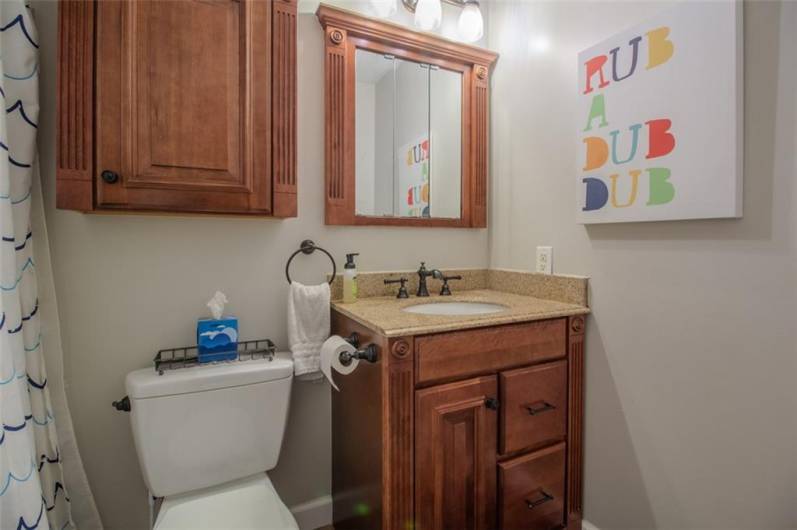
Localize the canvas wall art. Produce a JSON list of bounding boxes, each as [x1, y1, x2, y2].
[[577, 1, 743, 223]]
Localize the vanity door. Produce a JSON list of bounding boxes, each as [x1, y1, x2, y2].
[[415, 376, 497, 530], [95, 0, 271, 213]]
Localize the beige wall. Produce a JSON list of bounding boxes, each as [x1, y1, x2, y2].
[[33, 2, 488, 528], [487, 1, 797, 528], [34, 0, 797, 528]]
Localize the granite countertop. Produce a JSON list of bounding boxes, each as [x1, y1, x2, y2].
[[331, 288, 590, 337]]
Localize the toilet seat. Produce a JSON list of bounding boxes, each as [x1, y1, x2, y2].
[[154, 473, 298, 530]]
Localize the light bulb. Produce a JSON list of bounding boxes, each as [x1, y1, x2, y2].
[[414, 0, 442, 31], [457, 2, 483, 43], [370, 0, 397, 18], [528, 35, 551, 54]]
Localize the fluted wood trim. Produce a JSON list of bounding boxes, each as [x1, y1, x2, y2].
[[383, 338, 414, 530], [272, 0, 297, 217], [56, 0, 95, 211], [323, 25, 355, 224], [566, 315, 586, 525], [471, 66, 489, 227]]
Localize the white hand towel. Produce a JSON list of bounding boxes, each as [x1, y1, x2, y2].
[[287, 281, 331, 378]]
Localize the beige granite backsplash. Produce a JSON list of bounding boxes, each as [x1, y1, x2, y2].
[[330, 268, 588, 307], [487, 269, 588, 306], [330, 268, 488, 300]]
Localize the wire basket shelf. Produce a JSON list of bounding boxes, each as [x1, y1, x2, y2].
[[153, 338, 276, 375]]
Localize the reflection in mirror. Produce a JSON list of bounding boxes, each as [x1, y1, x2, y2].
[[355, 49, 394, 216], [355, 50, 462, 219], [429, 66, 462, 218], [395, 58, 430, 217]]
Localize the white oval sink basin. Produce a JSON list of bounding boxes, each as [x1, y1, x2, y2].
[[402, 301, 508, 316]]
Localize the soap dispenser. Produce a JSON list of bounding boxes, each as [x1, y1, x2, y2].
[[343, 253, 359, 303]]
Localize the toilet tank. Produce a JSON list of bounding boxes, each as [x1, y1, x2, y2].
[[125, 355, 294, 498]]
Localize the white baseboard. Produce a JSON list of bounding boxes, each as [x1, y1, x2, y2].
[[289, 497, 594, 530], [290, 495, 332, 530]]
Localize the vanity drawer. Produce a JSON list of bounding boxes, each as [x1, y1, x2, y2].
[[499, 442, 566, 530], [500, 360, 567, 455], [415, 319, 567, 385]]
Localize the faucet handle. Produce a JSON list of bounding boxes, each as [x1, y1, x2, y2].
[[384, 277, 409, 299], [439, 275, 462, 296]]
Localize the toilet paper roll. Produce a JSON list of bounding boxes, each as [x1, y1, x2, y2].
[[320, 335, 359, 391]]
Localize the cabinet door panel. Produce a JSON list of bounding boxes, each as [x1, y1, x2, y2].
[[137, 0, 241, 184], [96, 0, 271, 213], [415, 376, 497, 530]]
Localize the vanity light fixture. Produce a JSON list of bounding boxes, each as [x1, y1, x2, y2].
[[413, 0, 443, 31], [397, 0, 484, 42], [369, 0, 398, 18], [457, 2, 484, 42]]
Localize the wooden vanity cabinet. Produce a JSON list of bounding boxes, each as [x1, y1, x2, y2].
[[57, 0, 297, 216], [331, 312, 586, 530]]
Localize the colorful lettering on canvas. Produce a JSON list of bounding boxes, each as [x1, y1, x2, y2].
[[580, 27, 677, 212]]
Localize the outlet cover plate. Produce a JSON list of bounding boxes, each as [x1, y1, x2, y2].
[[536, 246, 553, 274]]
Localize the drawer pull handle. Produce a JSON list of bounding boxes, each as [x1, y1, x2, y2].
[[525, 490, 554, 509], [525, 401, 556, 416]]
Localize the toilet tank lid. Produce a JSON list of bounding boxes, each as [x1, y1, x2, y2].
[[126, 354, 294, 399]]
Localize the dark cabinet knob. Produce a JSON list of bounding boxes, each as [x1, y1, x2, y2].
[[484, 397, 500, 410], [101, 170, 120, 184]]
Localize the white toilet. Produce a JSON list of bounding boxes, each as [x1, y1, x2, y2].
[[125, 354, 299, 530]]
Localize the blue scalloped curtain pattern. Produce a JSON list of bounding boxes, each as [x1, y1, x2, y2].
[[0, 2, 73, 529]]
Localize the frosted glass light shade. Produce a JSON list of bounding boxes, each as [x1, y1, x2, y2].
[[457, 3, 483, 42], [414, 0, 442, 31], [370, 0, 397, 18]]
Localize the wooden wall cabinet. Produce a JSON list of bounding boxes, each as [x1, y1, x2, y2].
[[57, 0, 297, 216], [331, 313, 587, 530]]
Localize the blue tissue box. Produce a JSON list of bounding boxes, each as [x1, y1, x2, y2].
[[197, 317, 239, 363]]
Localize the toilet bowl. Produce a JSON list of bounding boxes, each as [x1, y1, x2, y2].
[[125, 353, 298, 530], [154, 474, 296, 530]]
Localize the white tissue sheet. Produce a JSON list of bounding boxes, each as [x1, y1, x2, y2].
[[207, 291, 229, 320]]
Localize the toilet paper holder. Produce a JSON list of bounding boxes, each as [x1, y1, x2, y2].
[[341, 332, 379, 366]]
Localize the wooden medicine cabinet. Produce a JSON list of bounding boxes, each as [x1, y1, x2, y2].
[[316, 4, 498, 227]]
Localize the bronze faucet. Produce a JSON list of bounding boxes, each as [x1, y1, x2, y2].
[[416, 262, 443, 297]]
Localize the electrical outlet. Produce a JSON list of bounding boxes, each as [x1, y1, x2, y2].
[[536, 246, 553, 274]]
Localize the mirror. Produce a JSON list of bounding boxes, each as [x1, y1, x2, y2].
[[355, 50, 395, 217], [318, 4, 497, 227], [355, 49, 462, 219]]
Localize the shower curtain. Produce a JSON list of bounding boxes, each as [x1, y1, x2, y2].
[[0, 2, 72, 529]]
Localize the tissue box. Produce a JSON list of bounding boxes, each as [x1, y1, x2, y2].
[[197, 317, 239, 363]]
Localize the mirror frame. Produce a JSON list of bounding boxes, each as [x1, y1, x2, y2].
[[316, 4, 498, 228]]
